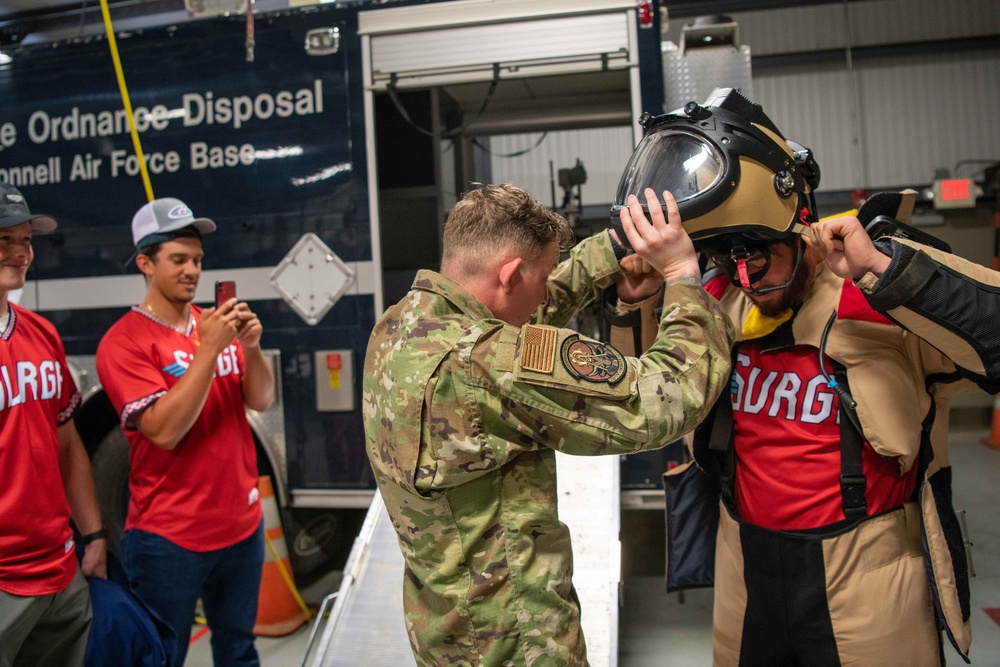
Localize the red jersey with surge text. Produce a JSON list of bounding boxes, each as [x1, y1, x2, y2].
[[730, 341, 919, 530], [703, 273, 920, 531], [0, 304, 81, 596], [96, 305, 261, 551]]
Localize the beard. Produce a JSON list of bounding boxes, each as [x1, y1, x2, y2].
[[749, 249, 811, 318]]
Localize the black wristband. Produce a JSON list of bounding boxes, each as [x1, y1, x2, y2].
[[602, 285, 642, 328], [79, 527, 108, 545], [607, 229, 629, 261]]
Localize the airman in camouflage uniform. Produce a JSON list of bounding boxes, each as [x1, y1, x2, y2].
[[363, 184, 733, 666]]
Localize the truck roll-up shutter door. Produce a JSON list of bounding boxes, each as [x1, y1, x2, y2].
[[359, 0, 636, 90]]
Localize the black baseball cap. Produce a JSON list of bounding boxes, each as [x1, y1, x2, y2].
[[0, 181, 58, 232]]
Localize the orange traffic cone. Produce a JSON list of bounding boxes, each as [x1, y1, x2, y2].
[[984, 395, 1000, 450], [254, 476, 309, 636]]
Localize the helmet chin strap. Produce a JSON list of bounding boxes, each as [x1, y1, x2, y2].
[[745, 239, 804, 295], [734, 255, 753, 288]]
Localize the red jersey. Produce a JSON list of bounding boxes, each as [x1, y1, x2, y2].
[[96, 305, 261, 551], [0, 304, 81, 595], [731, 340, 918, 531]]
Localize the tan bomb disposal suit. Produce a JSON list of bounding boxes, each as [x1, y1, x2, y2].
[[364, 234, 734, 667], [692, 236, 1000, 665]]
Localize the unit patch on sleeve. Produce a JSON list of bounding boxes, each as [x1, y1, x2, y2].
[[520, 324, 557, 374], [560, 335, 627, 385]]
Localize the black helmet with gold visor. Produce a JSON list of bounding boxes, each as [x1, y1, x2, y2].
[[610, 88, 820, 290]]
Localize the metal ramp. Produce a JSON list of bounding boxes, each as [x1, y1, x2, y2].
[[305, 492, 412, 667], [556, 451, 621, 667], [304, 454, 620, 667]]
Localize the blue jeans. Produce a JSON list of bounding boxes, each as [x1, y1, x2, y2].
[[120, 522, 264, 667]]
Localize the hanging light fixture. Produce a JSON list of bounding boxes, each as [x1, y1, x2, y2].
[[184, 0, 247, 18]]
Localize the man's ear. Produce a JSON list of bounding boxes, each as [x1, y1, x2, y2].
[[497, 257, 522, 294], [135, 253, 154, 279]]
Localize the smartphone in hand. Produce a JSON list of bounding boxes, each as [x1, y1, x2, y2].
[[215, 280, 237, 308]]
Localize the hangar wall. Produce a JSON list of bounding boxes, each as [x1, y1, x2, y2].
[[492, 0, 999, 208]]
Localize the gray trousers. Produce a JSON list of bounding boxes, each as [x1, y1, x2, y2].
[[0, 569, 92, 667]]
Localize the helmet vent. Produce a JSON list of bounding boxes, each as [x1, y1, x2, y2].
[[774, 171, 795, 198]]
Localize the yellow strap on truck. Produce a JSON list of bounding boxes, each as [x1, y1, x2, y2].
[[99, 0, 155, 202]]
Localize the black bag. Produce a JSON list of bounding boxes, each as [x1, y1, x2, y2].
[[663, 460, 719, 592]]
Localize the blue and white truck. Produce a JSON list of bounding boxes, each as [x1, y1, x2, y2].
[[1, 0, 670, 582]]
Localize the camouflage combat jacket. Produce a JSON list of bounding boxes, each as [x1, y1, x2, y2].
[[363, 233, 734, 667]]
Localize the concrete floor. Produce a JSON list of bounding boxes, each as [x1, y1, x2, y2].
[[619, 429, 1000, 667], [185, 428, 1000, 666]]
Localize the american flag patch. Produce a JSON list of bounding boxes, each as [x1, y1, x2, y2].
[[520, 325, 557, 374]]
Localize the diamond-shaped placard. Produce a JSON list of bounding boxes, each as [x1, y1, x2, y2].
[[270, 233, 355, 326]]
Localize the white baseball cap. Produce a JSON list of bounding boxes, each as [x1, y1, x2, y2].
[[131, 197, 217, 249]]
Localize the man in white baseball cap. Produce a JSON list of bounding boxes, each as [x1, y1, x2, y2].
[[97, 196, 273, 667]]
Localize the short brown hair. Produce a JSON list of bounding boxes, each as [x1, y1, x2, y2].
[[442, 183, 574, 276], [139, 226, 203, 262]]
